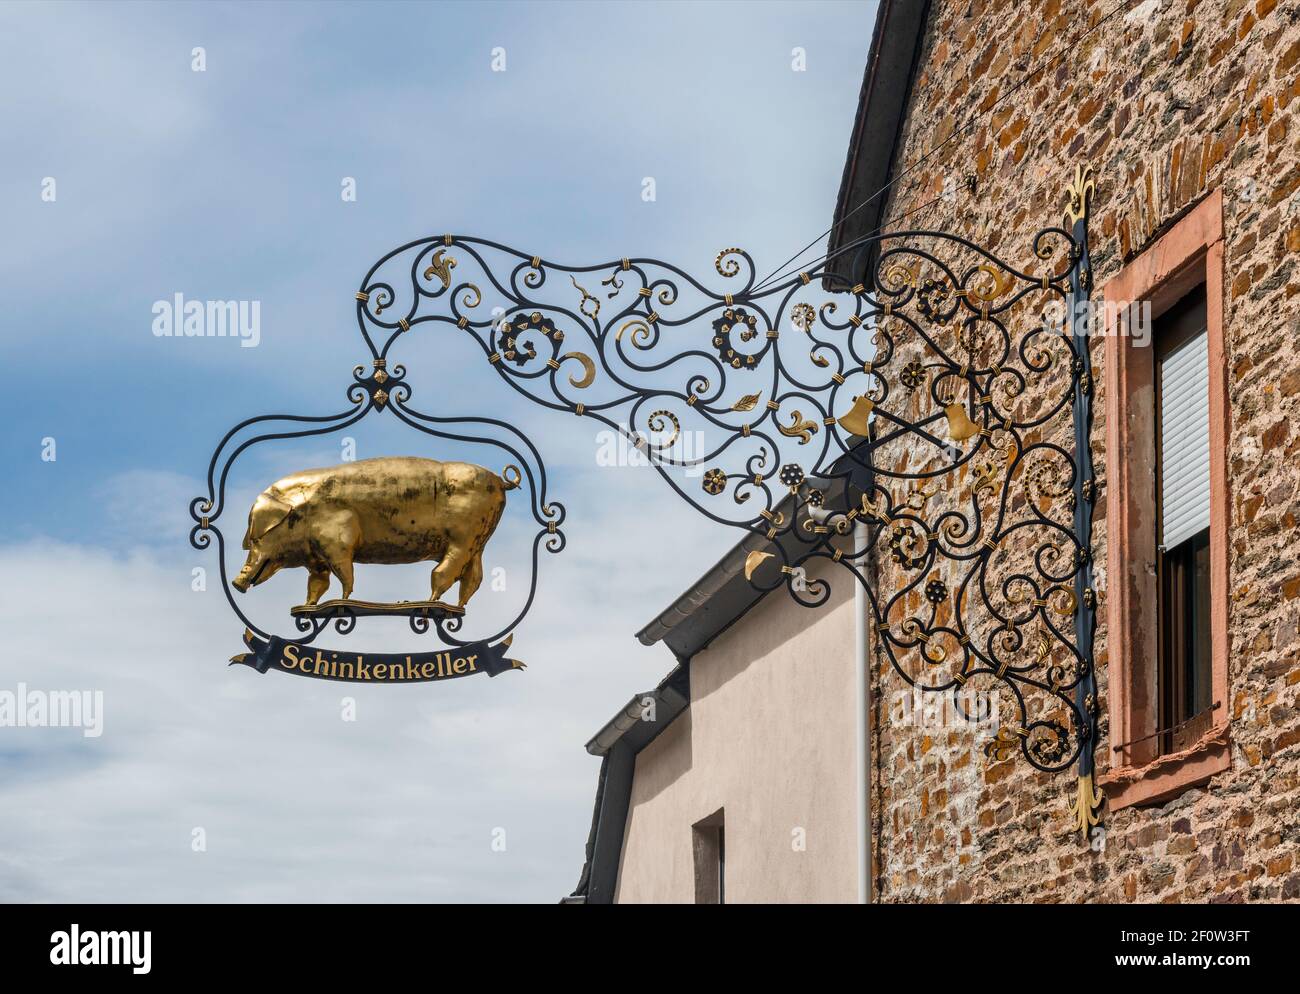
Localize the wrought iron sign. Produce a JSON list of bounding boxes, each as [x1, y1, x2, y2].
[[191, 166, 1102, 839]]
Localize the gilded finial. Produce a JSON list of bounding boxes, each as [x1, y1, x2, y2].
[[1068, 773, 1105, 840], [1064, 164, 1095, 226]]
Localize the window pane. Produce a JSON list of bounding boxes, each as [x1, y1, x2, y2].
[[1190, 530, 1212, 716]]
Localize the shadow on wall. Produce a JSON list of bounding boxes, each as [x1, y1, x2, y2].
[[625, 709, 694, 806]]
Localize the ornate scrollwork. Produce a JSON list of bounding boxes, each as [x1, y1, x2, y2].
[[334, 183, 1097, 793]]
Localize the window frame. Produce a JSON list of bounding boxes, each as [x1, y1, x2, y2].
[[691, 808, 725, 904], [1099, 189, 1230, 811]]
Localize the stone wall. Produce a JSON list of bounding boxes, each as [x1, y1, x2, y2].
[[870, 0, 1300, 903]]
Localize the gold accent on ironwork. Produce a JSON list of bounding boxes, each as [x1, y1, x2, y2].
[[777, 410, 818, 445], [715, 248, 743, 277], [567, 275, 599, 320], [744, 550, 773, 580], [972, 459, 998, 498], [574, 403, 585, 416], [646, 310, 659, 324], [531, 256, 541, 268], [764, 400, 780, 412], [488, 352, 502, 364], [799, 272, 810, 285], [457, 317, 469, 329], [230, 456, 515, 608], [559, 351, 596, 388], [443, 234, 453, 246], [355, 291, 369, 302], [646, 410, 680, 448], [851, 283, 865, 295], [967, 264, 1012, 303], [791, 303, 816, 332], [732, 392, 761, 412], [903, 484, 938, 511], [837, 395, 874, 437], [943, 402, 980, 442], [1050, 586, 1078, 617], [398, 318, 410, 332], [1067, 773, 1105, 840], [424, 249, 457, 289], [616, 319, 652, 347], [985, 726, 1022, 763], [1064, 164, 1095, 225]]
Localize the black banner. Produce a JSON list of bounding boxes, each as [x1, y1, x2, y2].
[[229, 630, 523, 683]]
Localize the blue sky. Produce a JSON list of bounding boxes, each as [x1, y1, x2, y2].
[[0, 0, 875, 901]]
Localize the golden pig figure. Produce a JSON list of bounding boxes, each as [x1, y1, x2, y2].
[[231, 456, 518, 608]]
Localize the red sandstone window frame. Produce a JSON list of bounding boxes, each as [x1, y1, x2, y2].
[[1099, 189, 1231, 811]]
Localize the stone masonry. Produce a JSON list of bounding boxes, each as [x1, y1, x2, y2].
[[869, 0, 1300, 903]]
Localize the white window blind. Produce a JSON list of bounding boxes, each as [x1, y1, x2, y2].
[[1159, 327, 1210, 550]]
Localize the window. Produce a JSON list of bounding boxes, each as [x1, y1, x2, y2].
[[1101, 190, 1230, 811], [1154, 288, 1215, 754], [691, 808, 724, 904]]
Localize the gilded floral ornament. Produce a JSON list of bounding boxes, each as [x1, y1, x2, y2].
[[899, 360, 926, 391], [778, 464, 805, 489], [791, 302, 816, 332], [423, 248, 457, 289], [701, 468, 727, 496]]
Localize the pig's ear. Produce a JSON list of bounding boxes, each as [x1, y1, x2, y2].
[[248, 491, 295, 540]]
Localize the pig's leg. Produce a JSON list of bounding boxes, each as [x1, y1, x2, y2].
[[430, 547, 471, 604], [455, 556, 484, 608], [329, 558, 355, 600], [318, 510, 360, 599], [306, 569, 331, 606]]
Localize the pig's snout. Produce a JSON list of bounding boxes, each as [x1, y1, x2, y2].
[[232, 552, 271, 592]]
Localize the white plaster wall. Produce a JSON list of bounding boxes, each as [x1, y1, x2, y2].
[[614, 559, 859, 903]]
